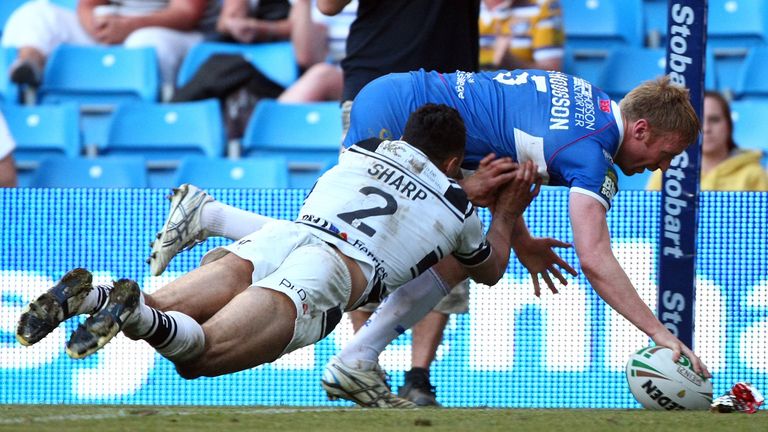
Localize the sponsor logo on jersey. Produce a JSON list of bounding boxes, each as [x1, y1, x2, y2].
[[599, 99, 611, 113], [455, 71, 475, 99], [573, 77, 596, 130], [600, 168, 618, 201]]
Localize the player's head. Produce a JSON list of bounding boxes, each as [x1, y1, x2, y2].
[[402, 103, 466, 178], [702, 91, 736, 156], [615, 76, 701, 175]]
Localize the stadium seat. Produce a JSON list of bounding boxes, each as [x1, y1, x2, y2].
[[562, 0, 643, 49], [104, 99, 225, 188], [597, 47, 717, 100], [0, 46, 19, 104], [242, 100, 342, 189], [642, 0, 668, 48], [38, 44, 160, 105], [176, 41, 298, 89], [2, 103, 81, 186], [708, 0, 768, 49], [29, 155, 147, 188], [730, 99, 768, 152], [733, 46, 768, 100], [50, 0, 78, 9], [173, 156, 290, 189], [563, 47, 607, 86], [617, 169, 653, 191]]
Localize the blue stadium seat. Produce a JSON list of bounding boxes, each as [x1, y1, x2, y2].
[[562, 0, 643, 49], [597, 47, 717, 100], [0, 46, 19, 104], [730, 100, 768, 152], [708, 0, 768, 49], [242, 100, 341, 189], [104, 99, 225, 188], [50, 0, 78, 8], [177, 41, 298, 89], [29, 155, 147, 188], [174, 156, 290, 188], [617, 169, 653, 191], [734, 46, 768, 100], [563, 47, 607, 86], [2, 103, 81, 186], [38, 44, 160, 105], [642, 0, 668, 48]]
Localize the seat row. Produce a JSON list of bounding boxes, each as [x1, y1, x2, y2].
[[3, 99, 343, 189], [564, 44, 768, 102], [563, 0, 768, 50], [26, 155, 298, 189]]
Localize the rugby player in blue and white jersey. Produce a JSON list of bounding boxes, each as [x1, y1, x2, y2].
[[17, 105, 540, 406], [322, 70, 710, 400]]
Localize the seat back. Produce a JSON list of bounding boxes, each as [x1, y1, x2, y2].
[[562, 0, 643, 49], [734, 46, 768, 100], [174, 156, 290, 188], [243, 100, 341, 188], [176, 41, 298, 89], [0, 47, 19, 103], [104, 99, 225, 161], [39, 45, 160, 105], [29, 155, 147, 188], [2, 103, 81, 167], [731, 100, 768, 152], [597, 47, 716, 100], [708, 0, 768, 49]]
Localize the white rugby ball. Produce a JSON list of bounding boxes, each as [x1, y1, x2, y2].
[[626, 345, 712, 410]]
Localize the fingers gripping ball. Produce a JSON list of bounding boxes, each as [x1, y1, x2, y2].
[[626, 345, 713, 410]]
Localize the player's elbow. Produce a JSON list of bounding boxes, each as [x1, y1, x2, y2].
[[466, 262, 505, 286]]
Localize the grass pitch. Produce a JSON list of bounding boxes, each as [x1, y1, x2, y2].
[[0, 405, 765, 432]]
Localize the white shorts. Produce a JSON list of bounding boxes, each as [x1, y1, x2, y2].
[[201, 221, 352, 355]]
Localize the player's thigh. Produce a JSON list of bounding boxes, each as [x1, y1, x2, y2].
[[197, 286, 297, 375], [146, 253, 254, 322]]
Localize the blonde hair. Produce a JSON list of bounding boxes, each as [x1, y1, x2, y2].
[[619, 76, 700, 146]]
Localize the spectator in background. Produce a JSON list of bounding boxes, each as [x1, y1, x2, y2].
[[0, 112, 17, 188], [215, 0, 292, 44], [479, 0, 564, 71], [1, 0, 220, 89], [317, 0, 482, 407], [647, 91, 768, 191]]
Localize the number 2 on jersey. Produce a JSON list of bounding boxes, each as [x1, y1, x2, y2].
[[337, 186, 397, 237]]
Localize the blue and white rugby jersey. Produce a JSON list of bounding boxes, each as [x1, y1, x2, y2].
[[344, 69, 624, 209], [298, 139, 491, 296]]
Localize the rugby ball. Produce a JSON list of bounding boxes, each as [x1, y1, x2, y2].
[[626, 345, 712, 410]]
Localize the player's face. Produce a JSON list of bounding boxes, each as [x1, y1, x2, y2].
[[702, 96, 730, 156], [616, 132, 686, 175]]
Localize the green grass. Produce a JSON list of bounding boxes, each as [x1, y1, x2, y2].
[[0, 405, 766, 432]]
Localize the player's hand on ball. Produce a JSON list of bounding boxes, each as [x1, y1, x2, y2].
[[649, 328, 711, 378]]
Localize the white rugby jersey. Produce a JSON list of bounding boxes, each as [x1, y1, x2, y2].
[[298, 139, 491, 299]]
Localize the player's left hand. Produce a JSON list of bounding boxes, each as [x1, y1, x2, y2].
[[514, 237, 577, 297]]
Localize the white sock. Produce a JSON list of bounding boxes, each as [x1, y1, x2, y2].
[[338, 269, 450, 370], [76, 284, 112, 315], [123, 298, 205, 364], [200, 201, 274, 240]]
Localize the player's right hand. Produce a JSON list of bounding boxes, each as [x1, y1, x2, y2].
[[491, 160, 541, 218], [649, 327, 711, 378]]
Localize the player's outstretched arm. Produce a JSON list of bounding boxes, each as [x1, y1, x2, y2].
[[465, 161, 540, 285], [569, 192, 710, 377], [509, 218, 577, 297]]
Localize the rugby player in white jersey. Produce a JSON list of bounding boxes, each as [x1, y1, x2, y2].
[[17, 104, 540, 406]]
